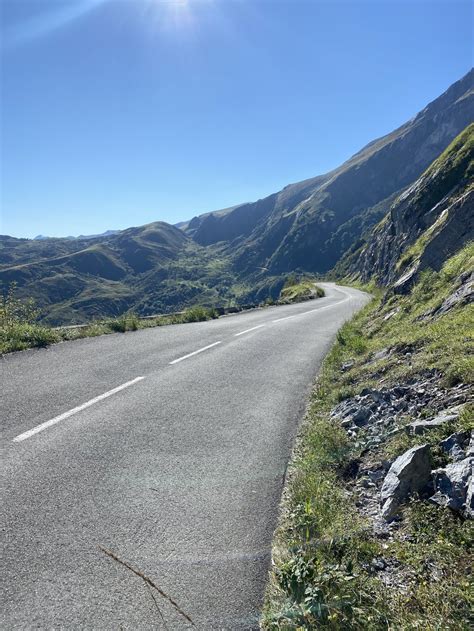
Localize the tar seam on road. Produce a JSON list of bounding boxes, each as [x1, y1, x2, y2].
[[169, 341, 222, 365], [234, 324, 266, 337], [12, 376, 145, 443]]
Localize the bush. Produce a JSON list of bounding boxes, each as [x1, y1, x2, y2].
[[0, 283, 39, 328], [106, 313, 140, 333], [0, 322, 60, 353], [182, 306, 218, 322], [0, 283, 60, 353]]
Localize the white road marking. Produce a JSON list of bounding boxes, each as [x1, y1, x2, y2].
[[234, 324, 266, 337], [13, 376, 145, 443], [169, 341, 222, 365], [272, 314, 298, 323], [272, 292, 351, 323]]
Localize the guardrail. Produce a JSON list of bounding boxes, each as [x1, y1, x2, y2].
[[53, 303, 261, 331]]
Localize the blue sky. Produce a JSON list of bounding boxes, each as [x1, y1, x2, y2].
[[1, 0, 472, 238]]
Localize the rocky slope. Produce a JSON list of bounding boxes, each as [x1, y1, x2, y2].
[[336, 123, 474, 291], [263, 239, 473, 629], [263, 122, 474, 627]]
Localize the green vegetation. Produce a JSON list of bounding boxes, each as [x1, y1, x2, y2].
[[0, 283, 220, 354], [0, 270, 326, 355], [0, 283, 61, 352], [262, 244, 474, 630], [279, 276, 325, 304]]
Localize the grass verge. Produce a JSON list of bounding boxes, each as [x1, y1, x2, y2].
[[262, 244, 474, 630], [0, 294, 220, 355]]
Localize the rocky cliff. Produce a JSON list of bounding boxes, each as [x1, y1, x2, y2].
[[337, 123, 473, 291]]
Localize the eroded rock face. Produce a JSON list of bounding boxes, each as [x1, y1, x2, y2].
[[381, 445, 432, 520], [422, 271, 474, 319], [343, 120, 474, 288]]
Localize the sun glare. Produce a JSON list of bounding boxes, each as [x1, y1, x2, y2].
[[144, 0, 202, 35]]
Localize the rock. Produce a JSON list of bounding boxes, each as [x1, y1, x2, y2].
[[384, 308, 399, 321], [381, 444, 432, 520], [393, 264, 419, 294], [407, 419, 449, 435], [368, 469, 385, 483], [340, 418, 354, 429], [430, 271, 474, 318], [407, 407, 461, 435], [430, 457, 473, 517], [353, 406, 372, 426], [393, 400, 408, 412], [392, 386, 410, 398], [360, 388, 389, 405], [440, 431, 470, 462], [467, 432, 474, 458], [371, 557, 387, 571], [373, 348, 391, 361], [466, 473, 474, 519], [341, 361, 354, 372]]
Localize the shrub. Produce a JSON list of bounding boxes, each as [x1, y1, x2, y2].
[[106, 313, 140, 332], [0, 283, 60, 353], [182, 306, 218, 322], [0, 283, 39, 327]]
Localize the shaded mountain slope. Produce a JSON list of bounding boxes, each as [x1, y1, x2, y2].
[[184, 69, 473, 276], [336, 123, 473, 291]]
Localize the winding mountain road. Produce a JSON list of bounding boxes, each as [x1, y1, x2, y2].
[[1, 283, 369, 630]]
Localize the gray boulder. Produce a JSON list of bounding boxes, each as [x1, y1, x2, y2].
[[466, 474, 474, 519], [440, 431, 470, 462], [467, 431, 474, 458], [430, 457, 473, 517], [381, 444, 432, 520]]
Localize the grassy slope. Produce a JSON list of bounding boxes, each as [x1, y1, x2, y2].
[[279, 278, 325, 304], [262, 243, 473, 629]]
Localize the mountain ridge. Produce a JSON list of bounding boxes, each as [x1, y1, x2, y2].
[[1, 69, 473, 324]]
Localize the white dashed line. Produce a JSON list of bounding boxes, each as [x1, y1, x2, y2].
[[272, 314, 298, 323], [234, 324, 266, 337], [169, 341, 222, 365], [13, 376, 145, 443], [272, 292, 351, 323]]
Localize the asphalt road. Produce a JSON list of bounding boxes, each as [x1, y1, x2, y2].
[[1, 283, 369, 630]]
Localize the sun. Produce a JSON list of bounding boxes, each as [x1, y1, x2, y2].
[[142, 0, 214, 38]]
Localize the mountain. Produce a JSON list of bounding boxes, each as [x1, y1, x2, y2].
[[335, 123, 473, 292], [34, 230, 119, 241], [183, 69, 473, 278], [1, 70, 472, 324]]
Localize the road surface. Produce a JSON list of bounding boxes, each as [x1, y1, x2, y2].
[[1, 283, 369, 630]]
